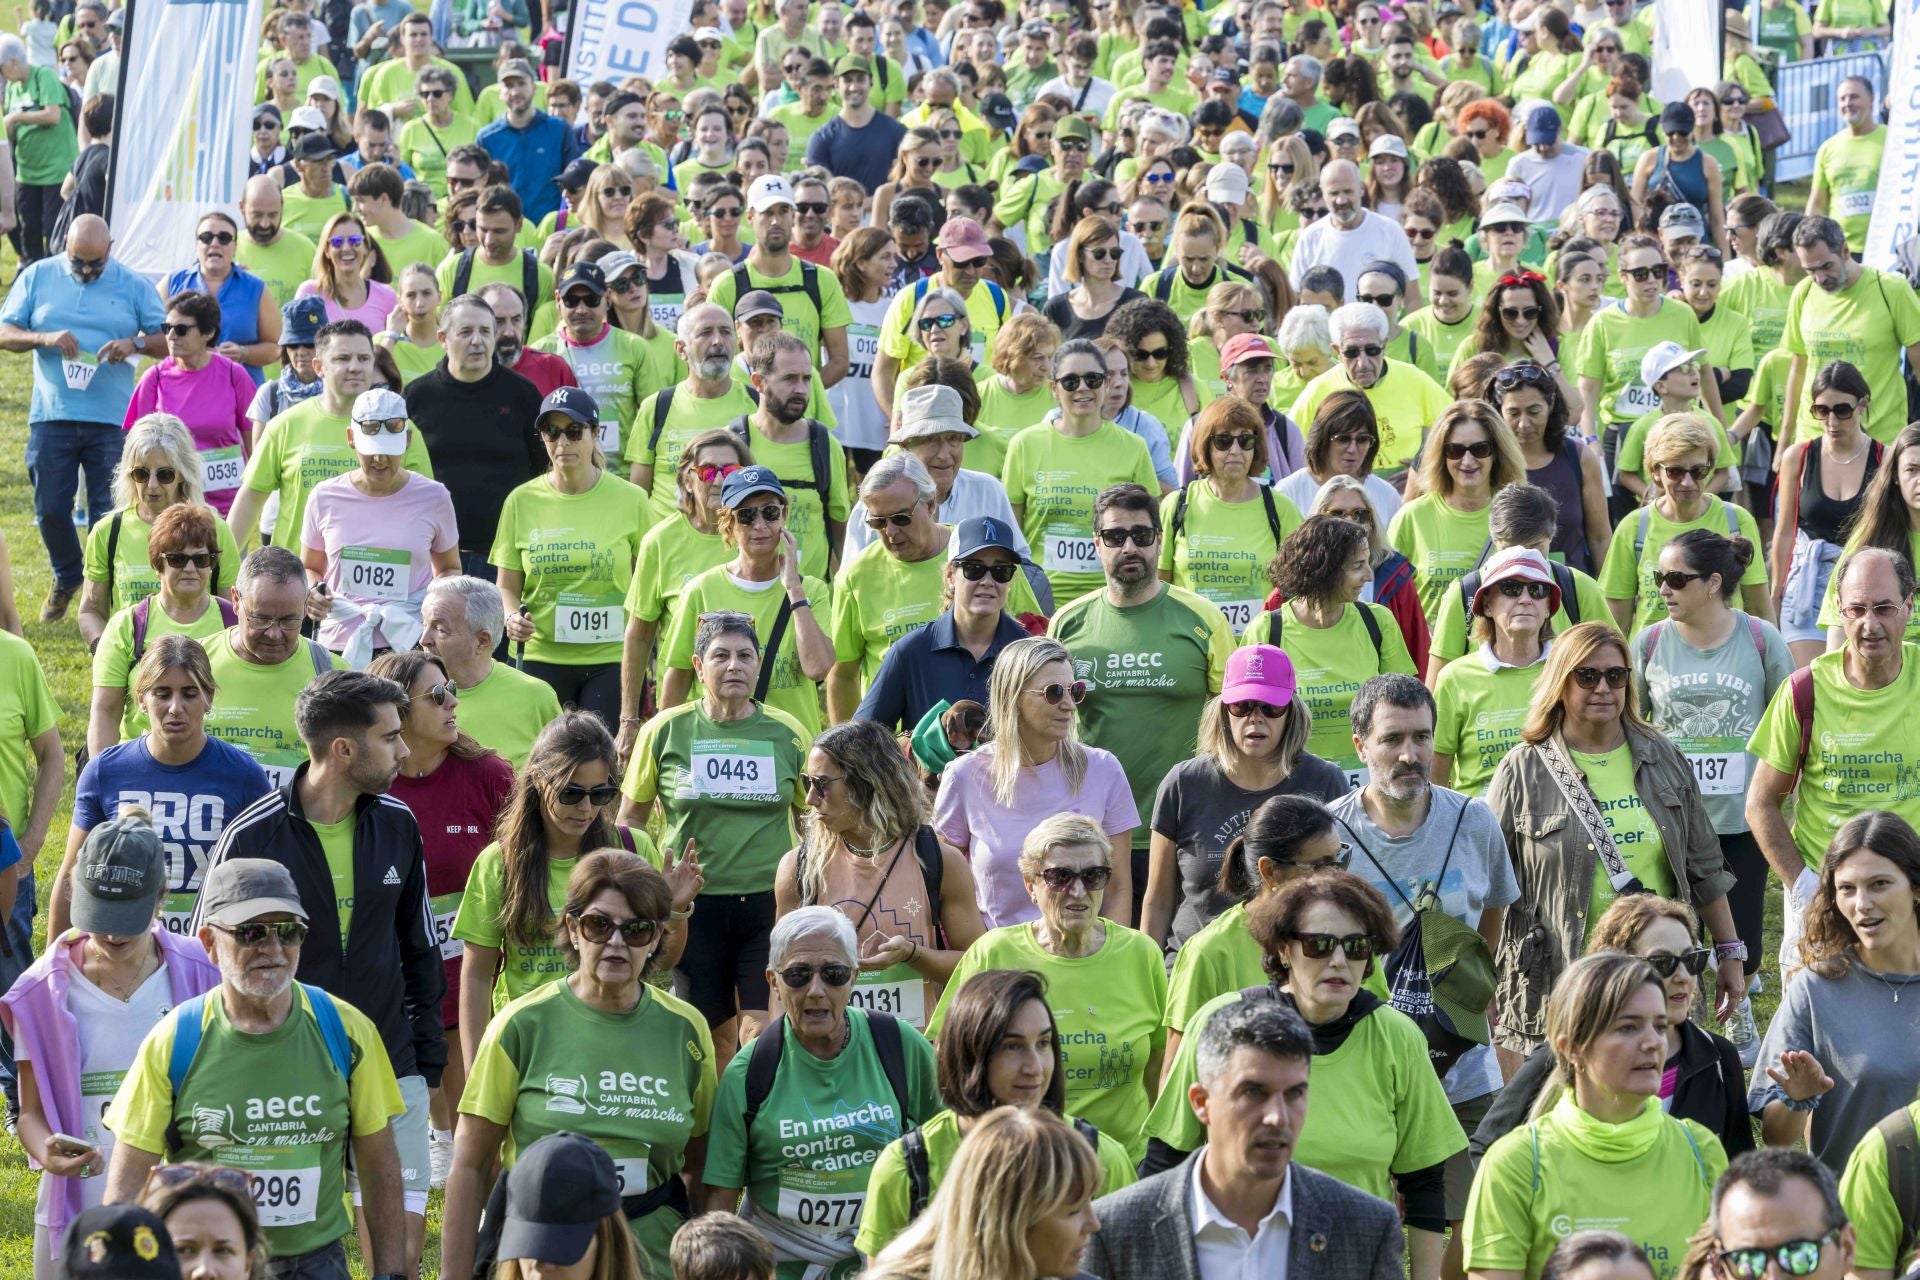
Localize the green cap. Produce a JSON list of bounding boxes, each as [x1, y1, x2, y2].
[[1055, 115, 1094, 143], [909, 700, 959, 774], [833, 52, 874, 78]]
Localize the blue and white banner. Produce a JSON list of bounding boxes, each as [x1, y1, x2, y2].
[[1864, 0, 1920, 270], [1650, 0, 1721, 104], [564, 0, 697, 84]]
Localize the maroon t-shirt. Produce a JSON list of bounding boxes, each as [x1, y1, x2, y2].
[[389, 750, 516, 1027]]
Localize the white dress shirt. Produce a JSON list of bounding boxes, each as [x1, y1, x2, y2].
[[1190, 1149, 1294, 1280]]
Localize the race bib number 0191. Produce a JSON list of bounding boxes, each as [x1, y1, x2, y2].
[[553, 592, 624, 644], [248, 1167, 321, 1227]]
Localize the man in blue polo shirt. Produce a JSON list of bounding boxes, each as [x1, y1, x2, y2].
[[806, 53, 907, 195], [854, 514, 1035, 730], [477, 59, 580, 223]]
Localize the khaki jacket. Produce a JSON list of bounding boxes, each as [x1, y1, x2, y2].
[[1484, 722, 1735, 1054]]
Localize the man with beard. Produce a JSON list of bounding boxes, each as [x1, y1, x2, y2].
[[631, 302, 757, 518], [804, 53, 906, 194], [1780, 214, 1920, 449], [1049, 482, 1235, 923], [403, 294, 545, 580], [705, 175, 853, 387], [192, 670, 443, 1280], [1286, 160, 1421, 308], [730, 331, 849, 581], [235, 175, 319, 312], [103, 857, 410, 1278], [1329, 672, 1513, 1247], [788, 174, 839, 267], [476, 280, 576, 400]]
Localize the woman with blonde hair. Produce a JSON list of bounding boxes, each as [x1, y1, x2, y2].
[[574, 165, 636, 249], [872, 127, 947, 228], [975, 313, 1065, 477], [1388, 400, 1527, 621], [1186, 278, 1269, 385], [295, 210, 396, 330], [1258, 133, 1317, 235], [866, 1106, 1104, 1280], [1043, 214, 1146, 343]]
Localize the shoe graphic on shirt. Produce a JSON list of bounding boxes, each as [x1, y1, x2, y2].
[[383, 866, 401, 885]]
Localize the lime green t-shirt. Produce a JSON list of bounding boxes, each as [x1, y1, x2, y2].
[[622, 700, 808, 895], [661, 568, 833, 738], [358, 55, 476, 121], [1434, 650, 1548, 797], [1428, 563, 1615, 664], [375, 332, 446, 387], [281, 184, 351, 243], [1744, 349, 1795, 435], [929, 922, 1169, 1163], [1290, 361, 1451, 471], [1002, 421, 1159, 601], [1388, 493, 1494, 623], [1721, 269, 1793, 375], [1242, 601, 1418, 784], [1698, 302, 1756, 383], [313, 814, 356, 944], [969, 374, 1055, 478], [0, 631, 56, 832], [461, 978, 717, 1279], [398, 113, 481, 200], [832, 536, 1036, 685], [452, 661, 562, 770], [203, 631, 349, 787], [1570, 299, 1707, 425], [235, 230, 322, 311], [1747, 644, 1920, 869], [532, 325, 678, 475], [1617, 404, 1740, 480], [488, 471, 654, 667], [625, 514, 731, 671], [703, 1011, 942, 1279], [1464, 1093, 1726, 1280], [1810, 125, 1887, 254], [369, 219, 447, 278], [1816, 532, 1920, 641], [91, 598, 234, 743], [455, 838, 650, 1010], [631, 380, 761, 520], [1163, 900, 1265, 1033], [239, 397, 436, 551], [434, 249, 557, 330], [1598, 500, 1766, 634], [1130, 372, 1215, 437], [1146, 991, 1466, 1198], [1570, 742, 1674, 939], [732, 421, 852, 581], [1783, 267, 1920, 446], [705, 257, 854, 366], [1402, 305, 1478, 378], [83, 507, 243, 617], [877, 278, 1012, 368], [1840, 1100, 1920, 1275], [1158, 483, 1305, 635]]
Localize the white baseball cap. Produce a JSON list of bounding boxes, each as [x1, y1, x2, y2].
[[1640, 341, 1707, 388], [350, 388, 412, 456], [288, 105, 328, 133], [1204, 162, 1251, 205], [747, 174, 796, 213]]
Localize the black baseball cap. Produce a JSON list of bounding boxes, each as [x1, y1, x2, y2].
[[497, 1133, 622, 1266], [539, 386, 600, 427], [557, 261, 607, 298], [293, 131, 336, 162], [60, 1204, 180, 1280]]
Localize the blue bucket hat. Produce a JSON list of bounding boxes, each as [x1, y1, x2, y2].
[[281, 295, 328, 347]]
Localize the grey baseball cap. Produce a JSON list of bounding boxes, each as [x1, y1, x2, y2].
[[71, 817, 165, 938], [199, 858, 308, 928]]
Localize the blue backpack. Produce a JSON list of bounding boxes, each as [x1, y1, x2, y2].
[[167, 983, 351, 1095]]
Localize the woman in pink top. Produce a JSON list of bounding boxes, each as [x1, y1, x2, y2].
[[121, 291, 253, 515], [932, 636, 1139, 929], [294, 210, 399, 331]]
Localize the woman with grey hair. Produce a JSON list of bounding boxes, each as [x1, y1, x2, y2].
[[907, 285, 976, 371], [700, 903, 941, 1275], [1272, 301, 1334, 408]]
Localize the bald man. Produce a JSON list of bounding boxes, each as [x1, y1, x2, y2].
[[235, 173, 320, 310], [1285, 156, 1422, 309], [0, 213, 167, 619]]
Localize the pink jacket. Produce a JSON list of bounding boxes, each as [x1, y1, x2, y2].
[[0, 928, 221, 1253]]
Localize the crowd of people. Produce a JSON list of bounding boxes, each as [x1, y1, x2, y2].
[[0, 0, 1917, 1277]]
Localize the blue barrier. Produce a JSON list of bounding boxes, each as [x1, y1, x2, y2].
[[1773, 50, 1888, 183]]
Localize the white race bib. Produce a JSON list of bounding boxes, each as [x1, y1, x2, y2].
[[1043, 525, 1099, 575], [161, 891, 199, 937], [1213, 598, 1261, 636], [650, 298, 684, 331], [202, 445, 245, 493], [248, 1166, 321, 1227], [848, 978, 926, 1027], [1685, 751, 1746, 796], [597, 419, 622, 459], [848, 323, 880, 382], [691, 741, 776, 797], [1838, 190, 1874, 218], [777, 1165, 866, 1237], [1614, 380, 1660, 419], [430, 891, 462, 960], [609, 1156, 651, 1196], [341, 546, 409, 600], [552, 592, 625, 644], [258, 759, 299, 790], [62, 353, 98, 391], [1345, 764, 1372, 790]]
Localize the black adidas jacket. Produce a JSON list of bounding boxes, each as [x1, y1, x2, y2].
[[193, 765, 447, 1086]]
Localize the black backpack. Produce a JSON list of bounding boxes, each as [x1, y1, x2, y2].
[[451, 247, 540, 305], [726, 415, 835, 505], [1454, 546, 1583, 625], [645, 382, 760, 455], [1170, 481, 1285, 546], [900, 1114, 1100, 1216], [742, 1010, 912, 1131], [1264, 597, 1385, 663], [733, 261, 823, 323]]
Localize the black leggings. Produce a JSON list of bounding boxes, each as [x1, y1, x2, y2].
[[1719, 829, 1770, 963], [520, 659, 620, 733]]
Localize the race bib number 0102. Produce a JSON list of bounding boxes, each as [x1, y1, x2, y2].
[[1043, 526, 1099, 575]]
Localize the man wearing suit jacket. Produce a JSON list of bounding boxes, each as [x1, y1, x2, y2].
[[1083, 998, 1406, 1280]]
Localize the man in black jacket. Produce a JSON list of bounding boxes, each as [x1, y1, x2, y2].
[[403, 293, 545, 580], [194, 669, 444, 1279]]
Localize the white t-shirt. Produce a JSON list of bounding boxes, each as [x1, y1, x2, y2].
[[1034, 74, 1117, 120], [843, 468, 1029, 559], [1505, 145, 1593, 223], [828, 295, 892, 452], [1274, 467, 1404, 527], [1287, 211, 1421, 301], [1046, 230, 1152, 297]]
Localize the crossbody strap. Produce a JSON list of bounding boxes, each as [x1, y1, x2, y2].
[[1536, 735, 1641, 894]]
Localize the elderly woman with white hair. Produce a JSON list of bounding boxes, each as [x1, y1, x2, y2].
[[1288, 302, 1453, 475], [1272, 302, 1335, 409], [700, 905, 941, 1276], [843, 384, 1028, 562]]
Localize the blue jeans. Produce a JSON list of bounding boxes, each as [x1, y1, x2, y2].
[[0, 870, 38, 1113], [25, 420, 120, 590]]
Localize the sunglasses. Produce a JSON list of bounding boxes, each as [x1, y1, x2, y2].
[[1654, 570, 1706, 590], [1482, 221, 1526, 235], [793, 201, 829, 215], [328, 234, 366, 249], [147, 1165, 255, 1197], [1057, 138, 1090, 152], [1644, 946, 1712, 978], [357, 418, 409, 435], [450, 218, 474, 235], [1494, 579, 1552, 600], [1622, 263, 1666, 282], [421, 88, 449, 99], [1330, 431, 1376, 448], [1211, 431, 1258, 453], [938, 128, 962, 140], [421, 679, 458, 706], [1226, 699, 1286, 718], [1840, 601, 1908, 622], [196, 230, 236, 246], [1340, 344, 1384, 359], [1810, 402, 1858, 420], [1143, 171, 1176, 185], [254, 118, 280, 130], [1500, 305, 1541, 323], [555, 781, 621, 806], [216, 920, 309, 947], [1290, 931, 1376, 959], [733, 502, 785, 525], [1026, 679, 1089, 705], [161, 552, 216, 569], [1355, 292, 1398, 310], [955, 559, 1018, 583], [1223, 308, 1267, 326], [1097, 524, 1157, 547], [160, 322, 201, 338], [695, 462, 742, 484], [1444, 439, 1495, 461], [1464, 128, 1491, 141], [69, 254, 107, 273], [1055, 371, 1106, 392], [1037, 865, 1113, 892], [129, 466, 179, 486], [609, 273, 644, 291], [779, 962, 856, 988], [1270, 162, 1295, 175], [864, 509, 917, 530], [571, 910, 660, 946], [919, 313, 963, 332], [1133, 345, 1170, 363], [1712, 1234, 1839, 1279], [1130, 218, 1166, 233], [1571, 665, 1630, 690], [1403, 225, 1436, 241], [1658, 463, 1712, 483], [709, 204, 744, 218], [561, 292, 602, 310], [800, 772, 844, 796], [1084, 246, 1120, 262]]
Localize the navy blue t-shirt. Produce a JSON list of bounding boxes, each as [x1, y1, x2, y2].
[[805, 112, 909, 197], [74, 735, 272, 935]]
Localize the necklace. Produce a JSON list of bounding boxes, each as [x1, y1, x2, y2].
[[1827, 434, 1869, 466], [1857, 955, 1920, 1003], [842, 833, 887, 859]]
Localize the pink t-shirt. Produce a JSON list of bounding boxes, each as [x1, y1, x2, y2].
[[295, 278, 399, 332], [932, 743, 1139, 928], [122, 354, 254, 514], [299, 471, 459, 651]]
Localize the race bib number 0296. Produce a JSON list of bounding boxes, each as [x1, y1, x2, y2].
[[248, 1167, 320, 1227]]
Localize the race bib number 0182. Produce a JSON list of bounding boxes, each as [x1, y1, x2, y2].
[[341, 546, 409, 600]]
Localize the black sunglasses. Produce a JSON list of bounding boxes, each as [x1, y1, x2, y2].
[[1340, 344, 1384, 359], [421, 679, 458, 706], [161, 552, 216, 569], [216, 920, 309, 947], [196, 230, 236, 246], [555, 782, 621, 806], [1444, 440, 1495, 460], [1643, 947, 1712, 978], [1226, 700, 1286, 718], [571, 910, 660, 946], [1571, 665, 1630, 690], [1097, 524, 1158, 547], [1036, 865, 1113, 892], [160, 323, 201, 338], [1655, 570, 1706, 590], [1056, 372, 1107, 392], [1712, 1233, 1839, 1280], [733, 502, 784, 525], [1290, 931, 1376, 959], [955, 559, 1018, 583], [779, 962, 855, 988], [1495, 580, 1552, 600]]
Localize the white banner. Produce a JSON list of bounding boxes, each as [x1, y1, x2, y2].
[[1864, 0, 1920, 270], [564, 0, 697, 84], [1650, 0, 1721, 105], [105, 0, 265, 277]]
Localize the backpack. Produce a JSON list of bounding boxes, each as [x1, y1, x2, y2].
[[1875, 1106, 1920, 1266], [1263, 598, 1385, 664], [1170, 481, 1284, 547], [163, 983, 351, 1146], [901, 1114, 1100, 1217], [725, 414, 835, 505], [1633, 500, 1741, 559], [794, 825, 946, 945], [735, 261, 824, 327], [742, 1010, 912, 1132], [451, 247, 540, 306], [898, 274, 1008, 338], [1784, 664, 1816, 789], [131, 596, 239, 664], [645, 382, 760, 455], [1637, 615, 1769, 670], [1455, 555, 1583, 624], [1147, 260, 1250, 303]]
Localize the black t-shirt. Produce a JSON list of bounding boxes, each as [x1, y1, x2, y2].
[[403, 362, 546, 552], [1042, 286, 1147, 343]]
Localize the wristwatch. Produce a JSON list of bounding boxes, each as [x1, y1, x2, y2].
[[1714, 940, 1749, 964]]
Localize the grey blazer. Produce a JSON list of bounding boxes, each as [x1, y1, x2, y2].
[[1082, 1153, 1407, 1280]]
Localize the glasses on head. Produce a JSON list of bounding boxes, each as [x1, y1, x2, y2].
[[919, 312, 963, 332], [695, 462, 742, 484], [357, 418, 409, 435], [1839, 601, 1908, 622], [732, 502, 785, 525], [162, 551, 216, 569], [864, 509, 918, 530], [1622, 263, 1666, 282], [160, 322, 201, 338], [1809, 401, 1859, 420], [216, 920, 309, 947], [1055, 371, 1107, 392], [1643, 946, 1712, 978], [1340, 344, 1384, 360], [1571, 665, 1630, 690], [1290, 931, 1376, 960], [1226, 699, 1286, 719], [1500, 305, 1542, 323], [1084, 246, 1120, 262], [1025, 679, 1089, 706], [1495, 579, 1552, 600], [1037, 865, 1113, 892], [1097, 524, 1158, 548], [1711, 1233, 1840, 1280], [1210, 430, 1258, 453], [196, 230, 236, 246], [954, 559, 1018, 583], [570, 910, 661, 947], [779, 962, 856, 988], [1658, 463, 1712, 484], [554, 781, 621, 806], [1492, 361, 1552, 391], [129, 466, 179, 486]]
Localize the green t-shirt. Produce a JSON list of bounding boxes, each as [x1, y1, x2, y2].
[[455, 838, 652, 1010], [83, 507, 242, 616], [1002, 421, 1159, 601], [631, 381, 761, 520], [1570, 743, 1674, 939], [991, 171, 1066, 257], [454, 661, 561, 770], [281, 184, 351, 242], [204, 630, 349, 786], [1570, 299, 1706, 425], [1146, 991, 1466, 1198], [1756, 0, 1813, 62], [1617, 404, 1740, 480], [1721, 269, 1794, 374], [352, 55, 476, 120], [929, 923, 1169, 1163], [1434, 650, 1547, 797], [703, 1010, 942, 1279], [0, 631, 56, 833], [832, 536, 1035, 686], [434, 249, 557, 330], [661, 568, 832, 738], [969, 374, 1055, 479], [1747, 645, 1920, 869], [1464, 1093, 1726, 1280], [855, 1107, 1137, 1258], [622, 700, 807, 895], [1810, 125, 1887, 254], [104, 985, 404, 1260], [398, 113, 481, 200], [239, 397, 435, 551], [767, 101, 835, 152], [1243, 602, 1418, 783], [369, 219, 447, 278], [1049, 585, 1236, 842], [1163, 900, 1264, 1033], [877, 278, 1011, 368], [732, 421, 851, 581], [1158, 483, 1304, 634], [1816, 532, 1920, 641], [1698, 302, 1756, 381], [1401, 305, 1478, 379], [91, 598, 234, 742], [375, 333, 445, 387], [532, 326, 677, 474], [1428, 563, 1613, 664], [1745, 349, 1795, 434], [235, 230, 321, 311], [624, 514, 730, 671], [704, 257, 853, 366], [1387, 494, 1494, 623], [1102, 82, 1199, 130], [1839, 1100, 1920, 1274], [1598, 500, 1766, 634], [313, 814, 356, 944], [1130, 372, 1214, 436], [1290, 361, 1450, 471], [488, 471, 654, 667], [461, 978, 717, 1279], [8, 66, 75, 184], [1783, 267, 1920, 446]]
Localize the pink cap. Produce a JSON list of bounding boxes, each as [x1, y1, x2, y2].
[[936, 215, 993, 263], [1223, 644, 1296, 707], [1219, 332, 1279, 370]]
